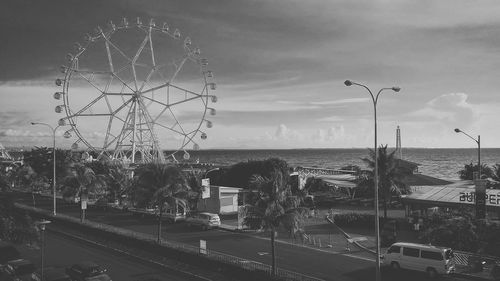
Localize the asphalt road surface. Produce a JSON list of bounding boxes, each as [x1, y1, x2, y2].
[[15, 230, 199, 281]]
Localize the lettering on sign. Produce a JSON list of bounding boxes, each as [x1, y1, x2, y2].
[[458, 192, 500, 205]]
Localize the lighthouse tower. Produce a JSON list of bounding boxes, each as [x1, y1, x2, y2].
[[395, 126, 402, 159]]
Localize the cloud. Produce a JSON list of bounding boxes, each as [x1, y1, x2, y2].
[[410, 93, 476, 127], [274, 124, 303, 141]]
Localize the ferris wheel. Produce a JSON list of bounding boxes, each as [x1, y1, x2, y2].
[[54, 17, 217, 164]]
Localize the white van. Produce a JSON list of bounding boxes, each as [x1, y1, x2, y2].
[[382, 242, 455, 278]]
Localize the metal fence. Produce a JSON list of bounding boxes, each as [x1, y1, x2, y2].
[[454, 250, 500, 266]]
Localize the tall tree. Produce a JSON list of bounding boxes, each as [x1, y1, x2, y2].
[[362, 145, 409, 219], [104, 162, 133, 204], [61, 164, 106, 212], [131, 163, 189, 243], [244, 168, 306, 276]]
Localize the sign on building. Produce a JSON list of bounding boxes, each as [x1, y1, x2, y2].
[[201, 178, 210, 199]]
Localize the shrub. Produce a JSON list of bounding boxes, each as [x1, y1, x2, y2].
[[332, 213, 375, 228]]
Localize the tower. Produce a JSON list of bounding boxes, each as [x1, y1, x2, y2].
[[395, 126, 402, 159]]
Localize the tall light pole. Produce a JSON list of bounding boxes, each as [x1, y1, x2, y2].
[[344, 80, 400, 281], [31, 122, 60, 216], [454, 128, 481, 179], [36, 219, 51, 281]]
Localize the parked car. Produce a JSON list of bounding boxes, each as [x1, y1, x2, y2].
[[0, 242, 21, 264], [31, 267, 72, 281], [1, 259, 37, 281], [186, 212, 221, 230], [381, 242, 455, 279], [65, 261, 111, 281]]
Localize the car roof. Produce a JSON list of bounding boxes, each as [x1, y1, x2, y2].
[[391, 242, 450, 250], [199, 212, 219, 216]]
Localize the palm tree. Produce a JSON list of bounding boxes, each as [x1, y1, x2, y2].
[[131, 163, 189, 243], [458, 162, 493, 180], [62, 164, 105, 220], [244, 168, 306, 276], [362, 145, 408, 219], [104, 162, 132, 205], [491, 164, 500, 188]]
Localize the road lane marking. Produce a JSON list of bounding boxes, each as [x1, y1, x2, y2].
[[343, 254, 375, 262]]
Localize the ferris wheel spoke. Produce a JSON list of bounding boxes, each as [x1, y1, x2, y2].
[[131, 34, 151, 91], [68, 93, 107, 118], [168, 56, 188, 84], [154, 122, 186, 136], [138, 68, 156, 93], [105, 41, 115, 73], [148, 26, 156, 67], [110, 72, 136, 93], [110, 96, 135, 116], [140, 81, 171, 95], [168, 83, 204, 97], [77, 72, 106, 93], [71, 69, 111, 75], [102, 33, 133, 63]]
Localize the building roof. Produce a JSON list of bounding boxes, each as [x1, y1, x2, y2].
[[402, 173, 453, 186], [402, 181, 500, 209], [395, 158, 420, 170], [317, 174, 357, 188]]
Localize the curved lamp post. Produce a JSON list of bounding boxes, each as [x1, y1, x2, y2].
[[344, 80, 400, 281], [454, 128, 481, 179], [204, 167, 220, 178], [31, 122, 61, 216]]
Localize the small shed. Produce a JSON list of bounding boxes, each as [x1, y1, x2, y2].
[[197, 186, 243, 214]]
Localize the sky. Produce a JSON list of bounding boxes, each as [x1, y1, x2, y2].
[[1, 0, 500, 150]]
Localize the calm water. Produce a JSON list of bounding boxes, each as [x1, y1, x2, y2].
[[180, 148, 500, 181]]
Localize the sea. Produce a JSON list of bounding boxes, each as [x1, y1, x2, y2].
[[182, 148, 500, 181]]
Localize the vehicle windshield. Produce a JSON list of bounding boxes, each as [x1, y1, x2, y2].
[[445, 250, 454, 260]]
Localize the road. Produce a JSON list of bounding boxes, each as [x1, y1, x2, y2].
[[16, 229, 196, 281], [13, 192, 476, 281]]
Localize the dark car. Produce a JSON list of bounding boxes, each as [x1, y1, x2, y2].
[[65, 261, 111, 281], [32, 267, 72, 281], [2, 259, 37, 281], [0, 242, 21, 264]]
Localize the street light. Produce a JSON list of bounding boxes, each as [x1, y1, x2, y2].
[[31, 122, 61, 216], [344, 80, 400, 281], [454, 128, 481, 179], [204, 167, 220, 178], [36, 219, 51, 281]]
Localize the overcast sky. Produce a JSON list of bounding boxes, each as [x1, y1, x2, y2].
[[1, 0, 500, 150]]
